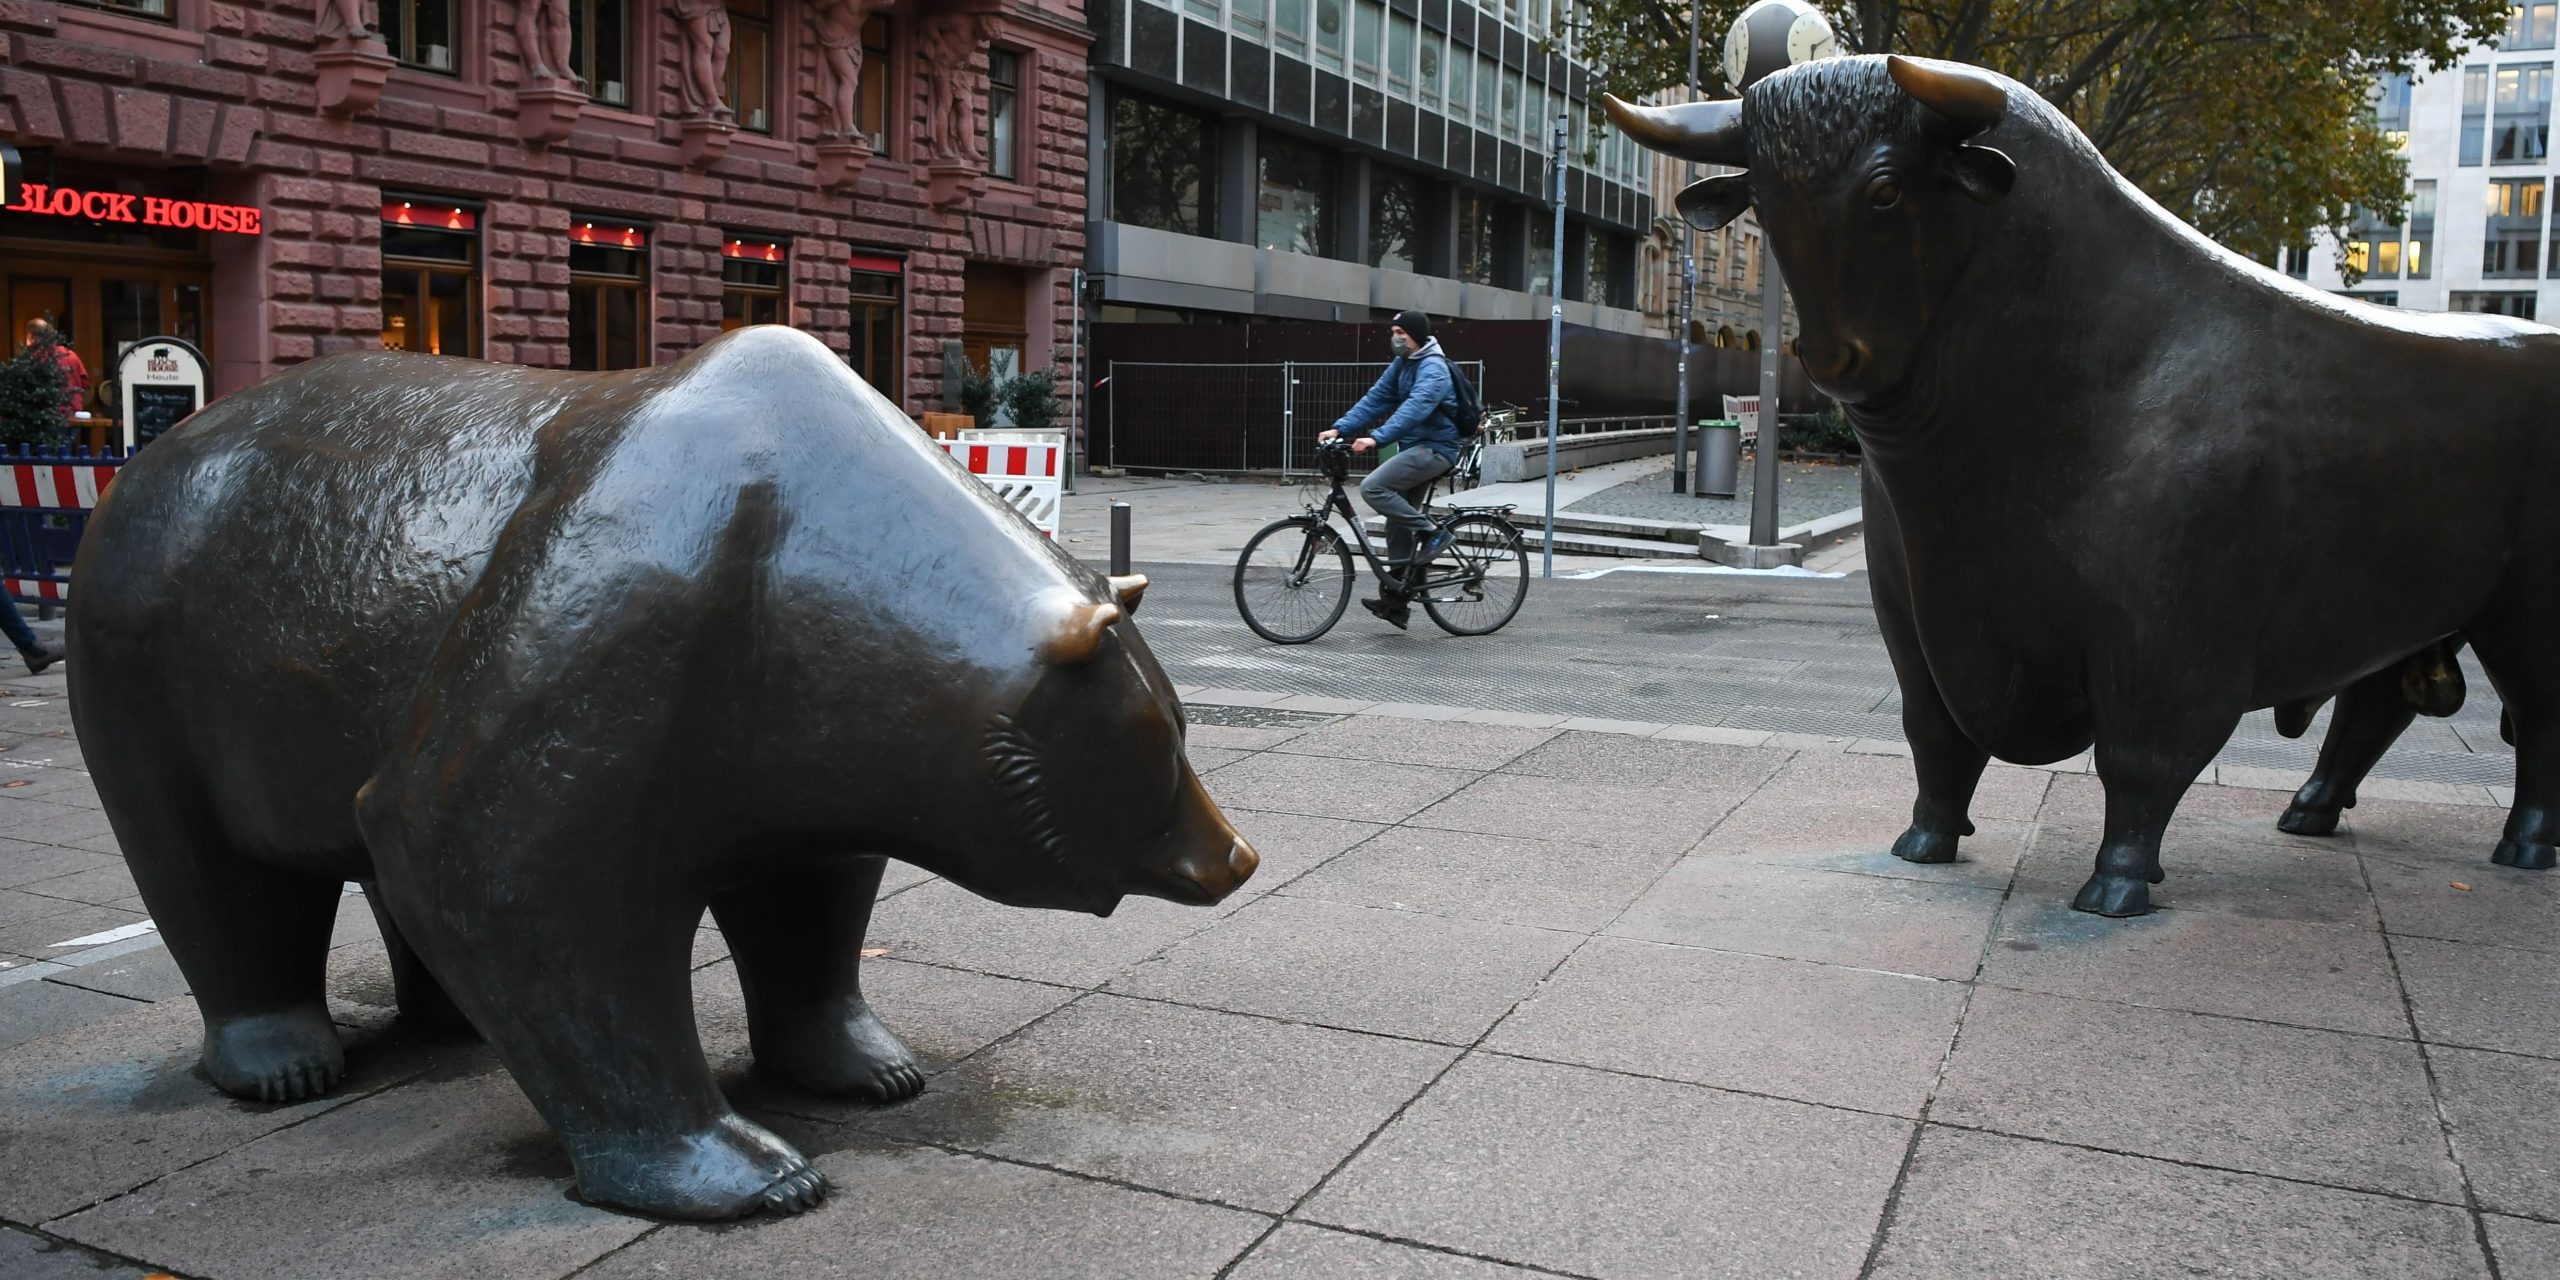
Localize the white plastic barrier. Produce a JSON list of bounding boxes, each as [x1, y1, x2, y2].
[[936, 435, 1063, 538]]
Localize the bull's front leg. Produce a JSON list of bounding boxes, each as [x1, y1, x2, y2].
[[1865, 474, 1990, 865], [2278, 661, 2415, 836]]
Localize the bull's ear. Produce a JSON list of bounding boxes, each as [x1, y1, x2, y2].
[[1941, 144, 2015, 205], [1040, 601, 1123, 666], [1676, 173, 1754, 232]]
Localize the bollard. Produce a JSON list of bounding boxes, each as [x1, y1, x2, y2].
[[1109, 501, 1132, 576]]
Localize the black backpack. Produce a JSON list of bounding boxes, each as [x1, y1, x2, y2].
[[1429, 353, 1486, 439]]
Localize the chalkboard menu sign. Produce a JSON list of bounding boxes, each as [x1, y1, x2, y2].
[[128, 383, 199, 445], [113, 337, 209, 448]]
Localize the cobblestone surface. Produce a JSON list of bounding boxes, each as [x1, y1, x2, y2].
[[1564, 455, 1864, 527]]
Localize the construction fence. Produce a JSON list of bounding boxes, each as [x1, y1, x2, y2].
[[1100, 360, 1488, 476]]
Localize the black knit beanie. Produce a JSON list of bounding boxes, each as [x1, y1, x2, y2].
[[1391, 309, 1433, 343]]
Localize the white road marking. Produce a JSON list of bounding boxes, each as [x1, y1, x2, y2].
[[51, 920, 158, 948]]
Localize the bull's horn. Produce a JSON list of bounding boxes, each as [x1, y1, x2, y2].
[[1886, 56, 2008, 138], [1040, 601, 1123, 666], [1601, 93, 1747, 167], [1106, 573, 1149, 613]]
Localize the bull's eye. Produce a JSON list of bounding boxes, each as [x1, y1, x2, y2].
[[1868, 178, 1903, 210]]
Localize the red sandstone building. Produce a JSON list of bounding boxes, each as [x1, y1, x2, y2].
[[0, 0, 1088, 437]]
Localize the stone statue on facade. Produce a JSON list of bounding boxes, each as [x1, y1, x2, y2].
[[917, 9, 983, 164], [814, 0, 876, 142], [672, 0, 734, 119], [313, 0, 372, 45], [516, 0, 577, 86]]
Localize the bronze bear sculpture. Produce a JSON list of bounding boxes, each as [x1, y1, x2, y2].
[[1609, 56, 2560, 916], [65, 326, 1258, 1219]]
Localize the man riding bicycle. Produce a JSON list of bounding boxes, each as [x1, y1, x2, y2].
[[1316, 309, 1460, 631]]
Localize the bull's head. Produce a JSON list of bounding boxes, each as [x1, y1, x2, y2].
[[1605, 56, 2017, 404], [930, 575, 1259, 916]]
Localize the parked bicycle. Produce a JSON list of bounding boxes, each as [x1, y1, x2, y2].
[[1443, 404, 1518, 493], [1233, 438, 1529, 642]]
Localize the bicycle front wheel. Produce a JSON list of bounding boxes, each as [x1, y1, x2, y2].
[[1234, 516, 1354, 644], [1420, 513, 1529, 636]]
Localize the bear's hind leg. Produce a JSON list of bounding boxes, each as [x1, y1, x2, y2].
[[110, 795, 345, 1103], [711, 855, 924, 1102], [363, 889, 474, 1036]]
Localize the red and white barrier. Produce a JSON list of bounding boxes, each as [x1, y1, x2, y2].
[[936, 432, 1063, 538]]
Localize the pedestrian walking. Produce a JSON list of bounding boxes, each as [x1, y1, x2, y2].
[[22, 319, 90, 418], [1, 594, 62, 674]]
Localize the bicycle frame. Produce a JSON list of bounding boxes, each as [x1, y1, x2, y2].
[[1300, 469, 1481, 598]]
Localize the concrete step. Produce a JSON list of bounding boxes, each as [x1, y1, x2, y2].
[[1514, 525, 1701, 559]]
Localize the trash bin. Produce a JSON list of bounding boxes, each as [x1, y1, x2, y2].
[[1696, 420, 1741, 499]]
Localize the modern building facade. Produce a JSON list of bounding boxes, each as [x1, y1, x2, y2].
[[1632, 87, 1793, 355], [2301, 2, 2560, 319], [1083, 0, 1653, 338], [1, 0, 1087, 441]]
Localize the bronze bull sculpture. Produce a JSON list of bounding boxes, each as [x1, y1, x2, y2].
[[66, 326, 1257, 1219], [1609, 57, 2560, 916]]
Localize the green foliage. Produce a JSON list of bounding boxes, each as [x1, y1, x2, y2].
[[0, 332, 71, 450], [958, 358, 1001, 430], [999, 367, 1063, 435], [1572, 0, 2507, 268], [1779, 403, 1860, 455]]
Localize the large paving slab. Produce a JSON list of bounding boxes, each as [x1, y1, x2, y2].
[[1978, 898, 2409, 1036], [861, 878, 1239, 988], [873, 994, 1453, 1212], [1608, 856, 2005, 980], [1303, 1053, 1911, 1280], [1279, 824, 1675, 932], [1225, 1224, 1546, 1278], [1866, 1127, 2489, 1279]]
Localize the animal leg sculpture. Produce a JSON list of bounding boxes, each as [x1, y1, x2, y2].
[[711, 855, 924, 1101], [95, 769, 344, 1103], [1865, 467, 1988, 864], [2279, 663, 2414, 837], [2075, 720, 2237, 918], [2468, 626, 2560, 871], [364, 888, 474, 1036]]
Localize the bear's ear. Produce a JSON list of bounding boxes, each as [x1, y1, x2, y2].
[[1107, 574, 1149, 614], [1040, 601, 1123, 666]]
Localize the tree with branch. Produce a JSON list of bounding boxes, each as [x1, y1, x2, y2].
[[1571, 0, 2508, 271]]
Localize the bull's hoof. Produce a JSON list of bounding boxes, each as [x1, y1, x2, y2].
[[577, 1115, 826, 1220], [2492, 838, 2558, 871], [202, 1006, 347, 1104], [758, 999, 925, 1102], [2071, 873, 2154, 918], [2277, 802, 2342, 837], [1890, 825, 1961, 864]]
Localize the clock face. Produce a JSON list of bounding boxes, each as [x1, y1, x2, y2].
[[1727, 0, 1837, 91], [1723, 29, 1751, 91], [1788, 12, 1838, 63]]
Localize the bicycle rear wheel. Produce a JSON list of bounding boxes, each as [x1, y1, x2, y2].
[[1419, 513, 1529, 636], [1234, 516, 1354, 644]]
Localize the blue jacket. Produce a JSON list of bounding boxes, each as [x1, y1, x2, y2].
[[1334, 338, 1460, 462]]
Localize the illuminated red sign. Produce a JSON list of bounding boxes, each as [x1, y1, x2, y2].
[[724, 237, 786, 262], [573, 220, 647, 249], [382, 200, 477, 231], [5, 182, 262, 235]]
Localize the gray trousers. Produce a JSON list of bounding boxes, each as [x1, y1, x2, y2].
[[1358, 447, 1453, 569]]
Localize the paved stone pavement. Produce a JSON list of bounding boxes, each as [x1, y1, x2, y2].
[[0, 563, 2550, 1279], [1565, 454, 1864, 528]]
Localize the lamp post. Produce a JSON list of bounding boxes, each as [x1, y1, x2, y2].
[[1542, 110, 1568, 579], [1671, 0, 1701, 496]]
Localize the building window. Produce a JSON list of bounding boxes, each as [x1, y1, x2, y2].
[[1388, 14, 1415, 97], [567, 219, 647, 371], [379, 198, 480, 356], [727, 0, 774, 133], [988, 50, 1022, 180], [1314, 0, 1345, 71], [2484, 177, 2547, 277], [2409, 179, 2436, 279], [2452, 290, 2539, 318], [721, 235, 787, 328], [1110, 91, 1217, 237], [859, 16, 892, 152], [1274, 0, 1307, 55], [1445, 43, 1470, 117], [62, 0, 170, 17], [1369, 168, 1425, 271], [2493, 63, 2553, 163], [1351, 0, 1382, 85], [1232, 0, 1267, 37], [569, 0, 630, 105], [2463, 66, 2491, 165], [1501, 69, 1523, 139], [381, 0, 457, 71], [1257, 132, 1333, 255], [2345, 207, 2401, 280], [1475, 51, 1497, 129], [2341, 291, 2400, 307], [2373, 71, 2411, 146], [848, 252, 903, 404], [1528, 235, 1554, 298], [1418, 33, 1442, 107], [2508, 1, 2558, 49], [1455, 191, 1497, 284], [1584, 229, 1626, 308]]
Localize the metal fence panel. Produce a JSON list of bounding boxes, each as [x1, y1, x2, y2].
[[1104, 362, 1291, 473], [1282, 361, 1486, 477]]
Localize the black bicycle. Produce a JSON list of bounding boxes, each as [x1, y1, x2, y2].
[[1233, 438, 1529, 643]]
